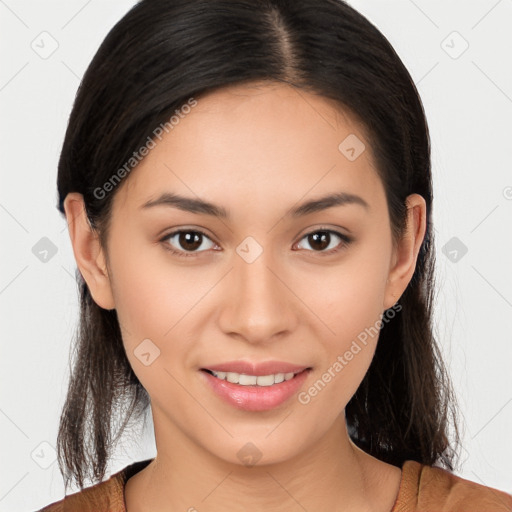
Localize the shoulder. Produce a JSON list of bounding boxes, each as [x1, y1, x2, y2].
[[37, 459, 153, 512], [392, 460, 512, 512], [37, 472, 124, 512]]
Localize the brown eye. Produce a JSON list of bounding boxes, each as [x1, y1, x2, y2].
[[296, 229, 352, 254], [161, 229, 216, 255], [177, 231, 202, 251], [307, 231, 331, 251]]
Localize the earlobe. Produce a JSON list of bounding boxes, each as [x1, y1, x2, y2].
[[63, 192, 116, 310], [383, 193, 427, 310]]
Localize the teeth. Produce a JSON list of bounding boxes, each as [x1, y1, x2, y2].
[[208, 370, 298, 386]]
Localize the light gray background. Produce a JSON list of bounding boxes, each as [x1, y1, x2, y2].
[[1, 1, 511, 510]]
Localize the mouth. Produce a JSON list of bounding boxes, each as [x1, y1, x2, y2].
[[201, 368, 310, 387], [199, 367, 312, 412]]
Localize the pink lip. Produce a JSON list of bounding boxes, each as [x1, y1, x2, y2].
[[202, 360, 310, 376], [200, 368, 311, 412]]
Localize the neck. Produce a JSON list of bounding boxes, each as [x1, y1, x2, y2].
[[125, 412, 401, 512]]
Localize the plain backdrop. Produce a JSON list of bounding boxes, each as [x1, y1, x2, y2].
[[1, 0, 511, 510]]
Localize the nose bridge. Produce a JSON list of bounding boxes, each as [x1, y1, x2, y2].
[[217, 239, 296, 342]]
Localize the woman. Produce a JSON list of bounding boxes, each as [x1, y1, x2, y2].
[[39, 0, 512, 510]]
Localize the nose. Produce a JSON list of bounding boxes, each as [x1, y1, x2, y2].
[[217, 248, 299, 344]]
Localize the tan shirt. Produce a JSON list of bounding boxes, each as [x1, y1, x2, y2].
[[39, 459, 512, 511]]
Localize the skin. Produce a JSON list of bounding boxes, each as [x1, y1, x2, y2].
[[64, 81, 426, 511]]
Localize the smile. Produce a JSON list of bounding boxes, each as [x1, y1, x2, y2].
[[203, 369, 301, 386], [200, 368, 312, 411]]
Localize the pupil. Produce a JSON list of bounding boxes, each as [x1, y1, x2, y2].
[[180, 231, 202, 251], [309, 231, 330, 251]]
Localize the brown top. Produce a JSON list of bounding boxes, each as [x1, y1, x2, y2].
[[38, 459, 512, 511]]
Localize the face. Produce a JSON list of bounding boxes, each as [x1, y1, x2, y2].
[[67, 81, 425, 467]]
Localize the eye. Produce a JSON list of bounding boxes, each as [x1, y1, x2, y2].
[[160, 229, 218, 257], [295, 229, 352, 255], [159, 227, 352, 258]]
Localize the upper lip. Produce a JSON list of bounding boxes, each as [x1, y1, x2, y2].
[[202, 360, 311, 376]]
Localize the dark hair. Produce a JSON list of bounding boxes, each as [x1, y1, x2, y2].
[[56, 0, 461, 491]]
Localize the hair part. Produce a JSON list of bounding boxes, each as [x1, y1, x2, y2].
[[56, 0, 460, 491]]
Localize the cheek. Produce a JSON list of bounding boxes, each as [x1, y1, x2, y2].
[[301, 242, 390, 400], [310, 256, 389, 343], [107, 246, 198, 403], [298, 266, 385, 414], [107, 243, 220, 392], [108, 242, 211, 339]]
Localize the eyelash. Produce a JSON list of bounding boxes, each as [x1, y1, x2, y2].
[[159, 227, 353, 258]]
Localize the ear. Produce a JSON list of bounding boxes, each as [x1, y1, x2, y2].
[[383, 193, 427, 310], [63, 192, 115, 310]]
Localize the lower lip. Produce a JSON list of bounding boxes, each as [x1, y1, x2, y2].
[[200, 369, 311, 412]]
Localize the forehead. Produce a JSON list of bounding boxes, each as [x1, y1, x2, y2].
[[112, 81, 382, 215]]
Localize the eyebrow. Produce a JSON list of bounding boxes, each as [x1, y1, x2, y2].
[[140, 191, 369, 218]]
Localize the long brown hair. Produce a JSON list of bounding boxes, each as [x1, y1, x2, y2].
[[56, 0, 460, 491]]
